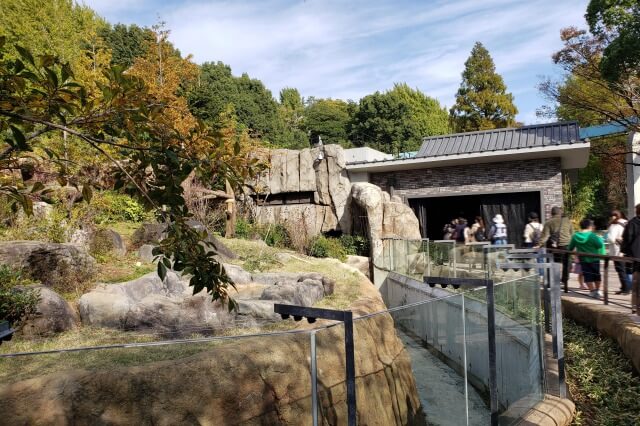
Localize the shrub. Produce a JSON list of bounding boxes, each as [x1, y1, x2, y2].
[[339, 235, 370, 257], [308, 235, 347, 262], [235, 218, 252, 239], [260, 224, 291, 248], [89, 191, 147, 224], [0, 266, 40, 326]]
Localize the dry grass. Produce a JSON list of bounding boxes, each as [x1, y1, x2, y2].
[[0, 237, 367, 384]]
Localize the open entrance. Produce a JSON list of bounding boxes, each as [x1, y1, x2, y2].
[[409, 191, 541, 247]]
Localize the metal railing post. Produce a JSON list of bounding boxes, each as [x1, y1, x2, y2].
[[603, 259, 609, 305], [550, 263, 566, 398], [486, 278, 499, 426], [310, 331, 318, 426], [344, 311, 356, 426]]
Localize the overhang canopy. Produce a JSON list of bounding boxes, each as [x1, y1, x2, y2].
[[346, 121, 590, 172]]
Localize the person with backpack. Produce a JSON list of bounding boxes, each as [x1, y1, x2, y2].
[[621, 204, 640, 313], [470, 216, 486, 242], [568, 218, 605, 299], [489, 214, 507, 245], [523, 212, 543, 248], [538, 206, 574, 288], [607, 210, 631, 295], [454, 217, 469, 244]]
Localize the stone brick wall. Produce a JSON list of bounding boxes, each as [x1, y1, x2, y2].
[[369, 158, 563, 219]]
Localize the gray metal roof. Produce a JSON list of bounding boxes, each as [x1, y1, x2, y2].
[[416, 121, 581, 158]]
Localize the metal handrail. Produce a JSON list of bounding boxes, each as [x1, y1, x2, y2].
[[547, 248, 639, 316]]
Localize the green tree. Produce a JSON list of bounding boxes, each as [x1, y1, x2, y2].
[[304, 98, 353, 147], [586, 0, 640, 83], [187, 62, 279, 140], [0, 40, 261, 309], [450, 42, 518, 132], [350, 83, 449, 154], [99, 23, 155, 68], [271, 87, 308, 149]]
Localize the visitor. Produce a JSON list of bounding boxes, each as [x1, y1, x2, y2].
[[443, 219, 457, 240], [607, 210, 631, 295], [470, 216, 486, 242], [572, 258, 587, 290], [538, 206, 574, 288], [568, 218, 605, 299], [454, 217, 469, 244], [523, 212, 543, 248], [621, 204, 640, 313], [489, 214, 507, 245]]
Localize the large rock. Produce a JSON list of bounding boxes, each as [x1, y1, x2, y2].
[[0, 268, 423, 426], [90, 228, 127, 257], [351, 182, 385, 259], [383, 202, 421, 240], [138, 244, 156, 263], [19, 286, 79, 337], [131, 223, 166, 247], [299, 148, 316, 192], [254, 204, 338, 237], [260, 278, 325, 306], [346, 255, 370, 279], [78, 271, 232, 331], [324, 144, 352, 233], [224, 263, 252, 285], [0, 241, 96, 288]]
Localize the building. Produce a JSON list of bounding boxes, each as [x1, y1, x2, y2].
[[346, 121, 590, 246]]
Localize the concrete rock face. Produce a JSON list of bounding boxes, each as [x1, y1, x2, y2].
[[19, 286, 79, 337], [0, 241, 96, 288], [0, 269, 423, 426], [346, 255, 370, 278], [351, 182, 421, 260], [254, 145, 352, 236]]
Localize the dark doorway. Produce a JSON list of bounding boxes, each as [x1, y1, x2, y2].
[[409, 191, 541, 248]]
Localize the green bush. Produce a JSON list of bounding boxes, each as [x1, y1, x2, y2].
[[235, 218, 252, 239], [89, 191, 147, 224], [339, 235, 370, 257], [308, 235, 347, 262], [0, 265, 40, 326], [0, 204, 71, 243], [259, 224, 290, 248]]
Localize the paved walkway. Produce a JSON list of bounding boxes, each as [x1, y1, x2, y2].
[[564, 266, 637, 314]]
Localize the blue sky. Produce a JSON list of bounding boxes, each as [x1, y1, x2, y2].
[[84, 0, 590, 124]]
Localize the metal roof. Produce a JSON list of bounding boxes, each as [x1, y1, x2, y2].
[[416, 121, 581, 158]]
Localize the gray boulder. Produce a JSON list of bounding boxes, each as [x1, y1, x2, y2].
[[19, 286, 79, 337], [138, 244, 156, 263], [90, 228, 127, 257], [346, 255, 370, 279], [0, 241, 96, 288], [131, 223, 166, 247], [223, 263, 252, 285], [236, 300, 279, 320], [260, 278, 325, 307]]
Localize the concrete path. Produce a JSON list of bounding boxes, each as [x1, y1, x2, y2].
[[398, 330, 490, 426], [564, 267, 638, 316]]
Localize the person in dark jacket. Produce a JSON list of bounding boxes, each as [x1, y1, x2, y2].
[[621, 204, 640, 312], [538, 206, 574, 287]]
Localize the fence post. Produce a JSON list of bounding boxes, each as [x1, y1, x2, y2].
[[310, 331, 318, 426], [486, 278, 499, 426], [603, 259, 609, 305], [344, 311, 356, 426], [550, 263, 566, 398]]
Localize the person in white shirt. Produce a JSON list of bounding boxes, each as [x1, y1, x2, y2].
[[523, 212, 543, 248], [607, 210, 631, 294]]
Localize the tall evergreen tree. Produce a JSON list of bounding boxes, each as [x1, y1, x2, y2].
[[450, 42, 517, 132]]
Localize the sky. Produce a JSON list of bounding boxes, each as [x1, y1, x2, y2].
[[83, 0, 590, 125]]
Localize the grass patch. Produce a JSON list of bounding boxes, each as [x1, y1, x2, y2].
[[564, 319, 640, 425], [94, 252, 155, 284]]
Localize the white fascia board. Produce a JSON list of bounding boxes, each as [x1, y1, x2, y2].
[[345, 142, 591, 172]]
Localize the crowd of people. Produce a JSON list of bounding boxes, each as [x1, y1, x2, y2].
[[440, 206, 638, 305]]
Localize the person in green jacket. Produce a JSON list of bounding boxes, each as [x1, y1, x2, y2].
[[568, 218, 605, 299]]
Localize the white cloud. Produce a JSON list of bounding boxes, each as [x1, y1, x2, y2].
[[84, 0, 590, 123]]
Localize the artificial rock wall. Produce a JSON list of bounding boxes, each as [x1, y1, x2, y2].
[[252, 146, 422, 255]]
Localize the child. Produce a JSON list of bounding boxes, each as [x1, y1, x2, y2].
[[568, 218, 605, 299]]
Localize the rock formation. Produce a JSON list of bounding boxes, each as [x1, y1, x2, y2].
[[18, 285, 79, 337], [0, 241, 96, 288], [0, 266, 424, 425], [350, 182, 421, 259], [78, 267, 336, 333]]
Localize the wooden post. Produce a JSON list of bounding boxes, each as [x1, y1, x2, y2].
[[224, 180, 236, 238]]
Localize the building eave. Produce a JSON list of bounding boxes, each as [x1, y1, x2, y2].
[[345, 142, 591, 173]]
